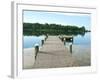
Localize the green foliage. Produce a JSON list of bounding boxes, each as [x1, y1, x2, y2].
[[23, 23, 87, 36]]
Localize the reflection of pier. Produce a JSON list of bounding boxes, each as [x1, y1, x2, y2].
[[59, 35, 74, 53], [33, 36, 78, 68]]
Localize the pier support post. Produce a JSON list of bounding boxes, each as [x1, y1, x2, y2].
[[72, 37, 73, 43], [70, 44, 72, 53], [41, 40, 44, 46], [35, 46, 39, 59], [64, 38, 66, 45]]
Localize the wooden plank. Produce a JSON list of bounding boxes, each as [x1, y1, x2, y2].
[[33, 36, 78, 68]]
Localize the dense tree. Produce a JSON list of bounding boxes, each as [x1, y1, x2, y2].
[[23, 23, 89, 36]]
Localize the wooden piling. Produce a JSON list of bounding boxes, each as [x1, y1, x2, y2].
[[35, 45, 39, 59]]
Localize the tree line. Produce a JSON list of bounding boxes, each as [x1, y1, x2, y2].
[[23, 23, 90, 36]]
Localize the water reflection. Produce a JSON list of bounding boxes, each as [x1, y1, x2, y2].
[[24, 32, 91, 66], [61, 32, 90, 54], [61, 33, 91, 66], [59, 35, 74, 53], [23, 35, 46, 48], [61, 32, 91, 66]]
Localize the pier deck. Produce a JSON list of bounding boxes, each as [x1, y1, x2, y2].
[[33, 36, 78, 68]]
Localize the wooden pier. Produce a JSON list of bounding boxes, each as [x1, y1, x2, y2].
[[59, 35, 74, 42], [33, 36, 78, 68]]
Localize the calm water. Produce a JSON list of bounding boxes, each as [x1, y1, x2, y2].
[[24, 33, 90, 48], [23, 35, 46, 48], [65, 32, 90, 46], [74, 33, 90, 45], [65, 32, 91, 66], [23, 33, 91, 66]]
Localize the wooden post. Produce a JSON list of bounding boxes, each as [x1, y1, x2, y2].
[[61, 38, 63, 41], [35, 46, 39, 59], [41, 40, 44, 46], [72, 37, 73, 43], [64, 38, 66, 45], [70, 44, 72, 53], [45, 34, 48, 40]]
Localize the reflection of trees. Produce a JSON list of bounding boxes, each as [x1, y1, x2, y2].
[[23, 23, 89, 36]]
